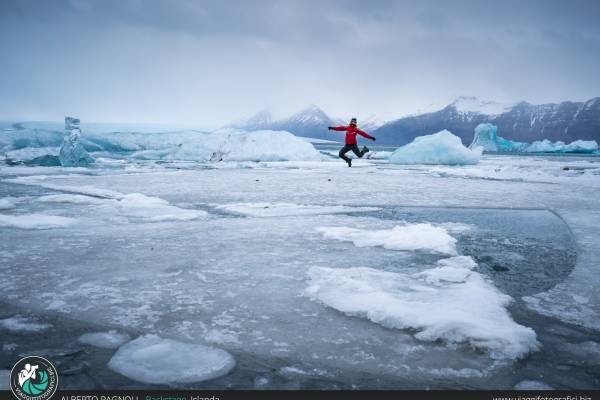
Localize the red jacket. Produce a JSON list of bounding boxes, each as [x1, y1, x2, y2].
[[330, 125, 374, 145]]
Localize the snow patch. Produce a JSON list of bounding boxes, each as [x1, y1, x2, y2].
[[305, 258, 539, 360], [78, 330, 131, 349], [389, 130, 482, 165], [316, 223, 457, 255], [452, 96, 513, 115], [108, 334, 235, 384]]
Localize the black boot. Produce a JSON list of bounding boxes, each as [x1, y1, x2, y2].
[[362, 145, 370, 155], [347, 158, 352, 167]]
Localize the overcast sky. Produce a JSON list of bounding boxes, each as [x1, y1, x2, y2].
[[1, 0, 599, 127]]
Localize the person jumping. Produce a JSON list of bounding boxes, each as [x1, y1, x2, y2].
[[328, 118, 376, 167]]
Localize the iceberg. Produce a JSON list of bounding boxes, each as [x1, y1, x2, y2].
[[59, 117, 95, 167], [133, 129, 322, 162], [469, 123, 528, 152], [525, 139, 598, 154], [469, 123, 499, 152], [469, 123, 598, 154], [389, 130, 482, 165]]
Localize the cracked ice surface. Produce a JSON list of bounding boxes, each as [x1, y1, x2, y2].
[[1, 153, 600, 388]]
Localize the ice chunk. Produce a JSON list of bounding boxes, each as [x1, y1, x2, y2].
[[563, 140, 598, 153], [469, 123, 499, 152], [0, 315, 52, 332], [525, 139, 598, 154], [306, 257, 539, 360], [0, 213, 76, 229], [131, 129, 322, 162], [514, 380, 553, 390], [469, 123, 528, 153], [59, 117, 95, 167], [316, 223, 458, 255], [4, 147, 61, 165], [216, 203, 379, 217], [525, 139, 565, 153], [389, 130, 482, 165], [78, 330, 131, 349], [115, 193, 208, 222], [108, 334, 235, 384], [36, 192, 207, 222]]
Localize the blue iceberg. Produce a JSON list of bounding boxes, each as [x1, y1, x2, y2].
[[59, 117, 95, 167], [389, 130, 482, 165], [469, 123, 598, 154], [469, 123, 528, 152]]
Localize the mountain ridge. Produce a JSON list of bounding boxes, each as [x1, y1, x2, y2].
[[232, 97, 600, 146]]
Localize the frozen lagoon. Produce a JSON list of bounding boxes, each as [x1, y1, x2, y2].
[[1, 153, 600, 389]]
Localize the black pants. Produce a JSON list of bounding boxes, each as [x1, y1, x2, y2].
[[339, 144, 366, 163]]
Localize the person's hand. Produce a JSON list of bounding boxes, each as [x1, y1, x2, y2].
[[372, 137, 376, 141], [327, 126, 333, 130]]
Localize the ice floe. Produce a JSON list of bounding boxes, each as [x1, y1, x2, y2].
[[108, 334, 235, 384], [306, 257, 539, 360], [0, 315, 52, 332], [316, 223, 458, 255], [78, 330, 131, 349]]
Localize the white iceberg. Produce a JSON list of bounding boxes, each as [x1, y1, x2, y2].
[[316, 223, 458, 255], [59, 117, 95, 167], [108, 334, 235, 384], [306, 257, 539, 360], [389, 130, 482, 165], [116, 129, 322, 162]]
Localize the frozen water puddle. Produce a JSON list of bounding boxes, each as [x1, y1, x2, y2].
[[0, 203, 577, 385]]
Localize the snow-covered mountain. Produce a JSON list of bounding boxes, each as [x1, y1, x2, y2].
[[374, 96, 600, 146], [231, 106, 382, 141], [233, 97, 600, 146]]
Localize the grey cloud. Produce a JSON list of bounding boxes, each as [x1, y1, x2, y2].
[[1, 0, 599, 126]]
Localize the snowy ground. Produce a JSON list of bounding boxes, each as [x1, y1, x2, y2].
[[1, 153, 600, 389]]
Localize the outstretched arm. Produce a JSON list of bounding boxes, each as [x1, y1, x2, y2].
[[356, 128, 376, 140], [328, 126, 348, 131]]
